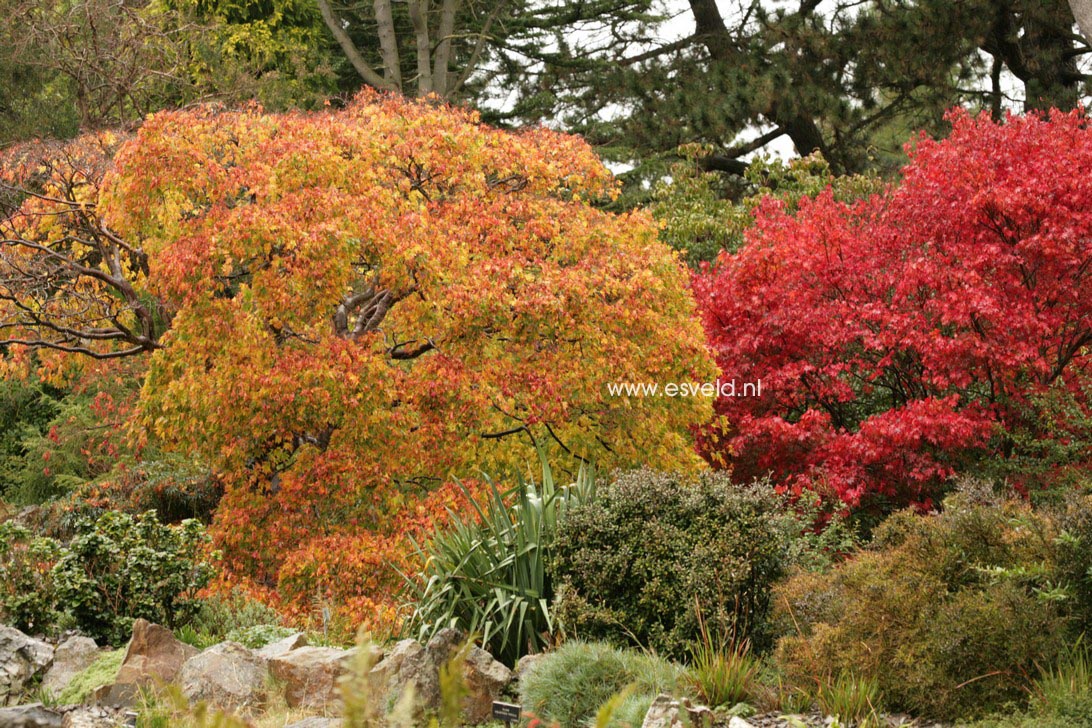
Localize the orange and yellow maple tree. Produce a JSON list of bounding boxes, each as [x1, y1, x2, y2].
[[35, 92, 714, 628]]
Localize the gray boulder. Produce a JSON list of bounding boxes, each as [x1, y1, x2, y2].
[[179, 641, 268, 712], [369, 639, 434, 710], [461, 645, 513, 725], [641, 694, 714, 728], [41, 637, 99, 698], [642, 695, 687, 728], [255, 632, 307, 661], [268, 646, 352, 710], [0, 703, 63, 728], [369, 630, 512, 725], [0, 626, 54, 706], [60, 705, 130, 728], [284, 718, 339, 728]]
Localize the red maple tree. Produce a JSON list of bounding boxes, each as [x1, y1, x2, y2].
[[695, 109, 1092, 510]]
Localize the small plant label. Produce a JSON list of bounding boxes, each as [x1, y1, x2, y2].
[[492, 701, 522, 724]]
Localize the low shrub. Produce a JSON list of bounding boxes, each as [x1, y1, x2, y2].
[[518, 641, 683, 727], [224, 624, 296, 649], [772, 485, 1086, 721], [52, 510, 214, 645], [551, 470, 851, 660], [959, 642, 1092, 728], [190, 589, 285, 640]]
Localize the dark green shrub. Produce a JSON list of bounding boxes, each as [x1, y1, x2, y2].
[[551, 470, 840, 660], [51, 510, 215, 645], [0, 520, 64, 635], [959, 642, 1092, 728], [518, 641, 683, 727], [189, 589, 286, 642], [1052, 491, 1092, 635], [0, 376, 61, 501], [772, 486, 1083, 721], [61, 455, 223, 526]]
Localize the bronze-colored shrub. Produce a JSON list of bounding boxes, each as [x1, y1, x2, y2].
[[772, 486, 1082, 721]]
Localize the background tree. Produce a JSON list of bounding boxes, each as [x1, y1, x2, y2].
[[474, 0, 1091, 191], [163, 0, 347, 108], [694, 109, 1092, 515], [314, 0, 663, 102], [0, 0, 343, 145]]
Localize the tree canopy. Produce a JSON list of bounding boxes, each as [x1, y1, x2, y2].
[[0, 92, 713, 615], [695, 109, 1092, 512]]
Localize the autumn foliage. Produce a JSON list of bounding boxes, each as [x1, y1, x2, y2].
[[695, 109, 1092, 511], [36, 91, 712, 628]]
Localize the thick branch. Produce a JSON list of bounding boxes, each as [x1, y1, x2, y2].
[[431, 0, 462, 97], [317, 0, 398, 91], [408, 0, 434, 96], [373, 0, 403, 89]]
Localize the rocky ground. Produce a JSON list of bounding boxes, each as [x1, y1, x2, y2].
[[0, 621, 947, 728]]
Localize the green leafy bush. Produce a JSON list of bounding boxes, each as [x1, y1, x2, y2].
[[0, 376, 61, 501], [0, 520, 64, 635], [52, 510, 215, 645], [650, 152, 882, 267], [551, 470, 847, 660], [518, 641, 683, 727], [772, 485, 1087, 721], [406, 454, 596, 666]]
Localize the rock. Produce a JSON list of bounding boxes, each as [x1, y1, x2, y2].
[[369, 639, 434, 709], [0, 626, 54, 706], [513, 653, 546, 681], [641, 694, 714, 728], [728, 718, 757, 728], [96, 620, 197, 707], [370, 632, 512, 725], [90, 683, 140, 709], [284, 718, 339, 728], [423, 628, 464, 666], [113, 620, 197, 687], [179, 641, 268, 712], [461, 646, 513, 725], [60, 705, 131, 728], [268, 646, 352, 710], [255, 633, 307, 661], [369, 639, 418, 683], [0, 703, 63, 728], [642, 694, 687, 728], [41, 637, 100, 698]]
